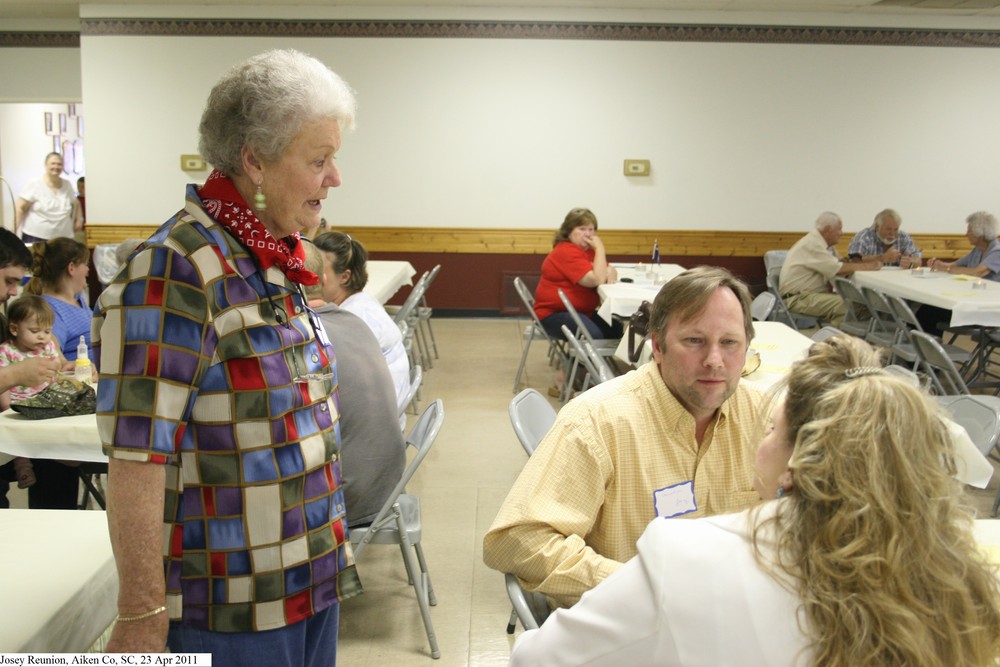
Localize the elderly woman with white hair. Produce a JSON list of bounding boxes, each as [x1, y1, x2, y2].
[[928, 211, 1000, 280], [93, 50, 361, 663]]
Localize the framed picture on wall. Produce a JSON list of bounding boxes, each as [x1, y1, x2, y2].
[[68, 103, 77, 117], [62, 140, 75, 173], [73, 140, 85, 174], [52, 136, 61, 153], [44, 112, 54, 135], [59, 114, 68, 134], [77, 116, 84, 137]]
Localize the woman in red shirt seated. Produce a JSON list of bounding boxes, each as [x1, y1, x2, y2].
[[535, 207, 622, 342]]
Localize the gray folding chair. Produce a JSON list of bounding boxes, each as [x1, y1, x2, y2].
[[560, 324, 603, 397], [833, 277, 874, 338], [391, 271, 431, 369], [885, 294, 971, 372], [765, 272, 820, 331], [811, 326, 844, 342], [416, 264, 441, 362], [397, 364, 423, 419], [937, 394, 1000, 517], [750, 291, 776, 322], [512, 277, 569, 393], [508, 388, 557, 457], [504, 391, 557, 633], [351, 400, 445, 659], [557, 289, 620, 401], [763, 250, 788, 276], [859, 286, 901, 354]]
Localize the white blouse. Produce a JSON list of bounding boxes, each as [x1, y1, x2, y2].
[[510, 503, 811, 667]]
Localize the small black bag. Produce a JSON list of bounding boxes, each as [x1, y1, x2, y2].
[[627, 300, 652, 364], [11, 377, 97, 420]]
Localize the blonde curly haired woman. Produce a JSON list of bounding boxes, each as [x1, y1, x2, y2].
[[510, 334, 1000, 667]]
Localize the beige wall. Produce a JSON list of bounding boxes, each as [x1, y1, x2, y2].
[[5, 6, 1000, 236]]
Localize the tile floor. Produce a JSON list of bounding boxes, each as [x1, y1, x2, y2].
[[8, 317, 998, 666]]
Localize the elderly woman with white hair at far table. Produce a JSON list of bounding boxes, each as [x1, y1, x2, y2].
[[928, 210, 1000, 280], [93, 49, 362, 664]]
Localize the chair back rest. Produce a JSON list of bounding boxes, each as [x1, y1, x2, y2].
[[508, 388, 558, 456], [939, 395, 1000, 457], [763, 250, 787, 275], [419, 264, 442, 307], [910, 331, 970, 395], [859, 286, 899, 339], [560, 324, 602, 385], [557, 288, 599, 347], [513, 276, 544, 326], [750, 291, 776, 321], [885, 294, 921, 332], [396, 364, 423, 418], [354, 399, 445, 557], [581, 336, 616, 384], [764, 273, 796, 327], [392, 271, 430, 324], [811, 326, 844, 342]]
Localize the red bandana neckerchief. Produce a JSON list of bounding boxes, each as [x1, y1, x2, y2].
[[198, 170, 318, 286]]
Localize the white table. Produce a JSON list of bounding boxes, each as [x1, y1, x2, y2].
[[852, 267, 1000, 328], [975, 520, 1000, 570], [364, 260, 417, 305], [596, 263, 687, 324], [615, 320, 814, 393], [0, 410, 104, 467], [0, 509, 118, 652]]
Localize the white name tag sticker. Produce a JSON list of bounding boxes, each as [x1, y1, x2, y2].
[[654, 480, 697, 519]]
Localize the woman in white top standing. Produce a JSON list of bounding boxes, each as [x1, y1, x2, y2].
[[509, 334, 1000, 667], [313, 231, 411, 406], [15, 152, 82, 244]]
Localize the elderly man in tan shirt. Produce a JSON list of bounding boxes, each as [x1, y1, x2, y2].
[[484, 266, 767, 608], [779, 211, 881, 325]]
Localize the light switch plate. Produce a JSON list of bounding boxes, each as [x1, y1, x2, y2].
[[624, 159, 650, 177], [180, 154, 207, 171]]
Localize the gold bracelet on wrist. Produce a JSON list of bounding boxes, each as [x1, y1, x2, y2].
[[116, 606, 167, 623]]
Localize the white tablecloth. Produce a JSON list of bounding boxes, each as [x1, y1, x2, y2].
[[0, 509, 118, 652], [0, 410, 104, 466], [364, 260, 417, 305], [853, 267, 1000, 328], [596, 263, 687, 324], [615, 320, 814, 393]]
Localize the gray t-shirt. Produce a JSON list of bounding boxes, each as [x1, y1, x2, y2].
[[314, 304, 406, 527]]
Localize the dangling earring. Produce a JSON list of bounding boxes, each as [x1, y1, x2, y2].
[[775, 487, 786, 499], [254, 180, 267, 212]]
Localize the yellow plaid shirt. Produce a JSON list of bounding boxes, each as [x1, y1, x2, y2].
[[484, 362, 765, 607]]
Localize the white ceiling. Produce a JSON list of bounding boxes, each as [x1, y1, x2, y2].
[[3, 0, 1000, 21]]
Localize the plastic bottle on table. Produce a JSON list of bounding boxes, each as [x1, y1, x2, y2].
[[74, 335, 92, 383]]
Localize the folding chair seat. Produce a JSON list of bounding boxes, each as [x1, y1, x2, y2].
[[859, 286, 901, 354], [415, 264, 441, 363]]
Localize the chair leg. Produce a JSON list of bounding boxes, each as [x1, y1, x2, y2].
[[421, 305, 439, 359], [514, 328, 534, 393], [415, 317, 433, 370], [395, 513, 440, 659], [506, 607, 518, 634], [413, 542, 436, 606]]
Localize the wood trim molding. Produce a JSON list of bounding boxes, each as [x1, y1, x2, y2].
[[85, 225, 968, 259], [74, 19, 1000, 48]]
